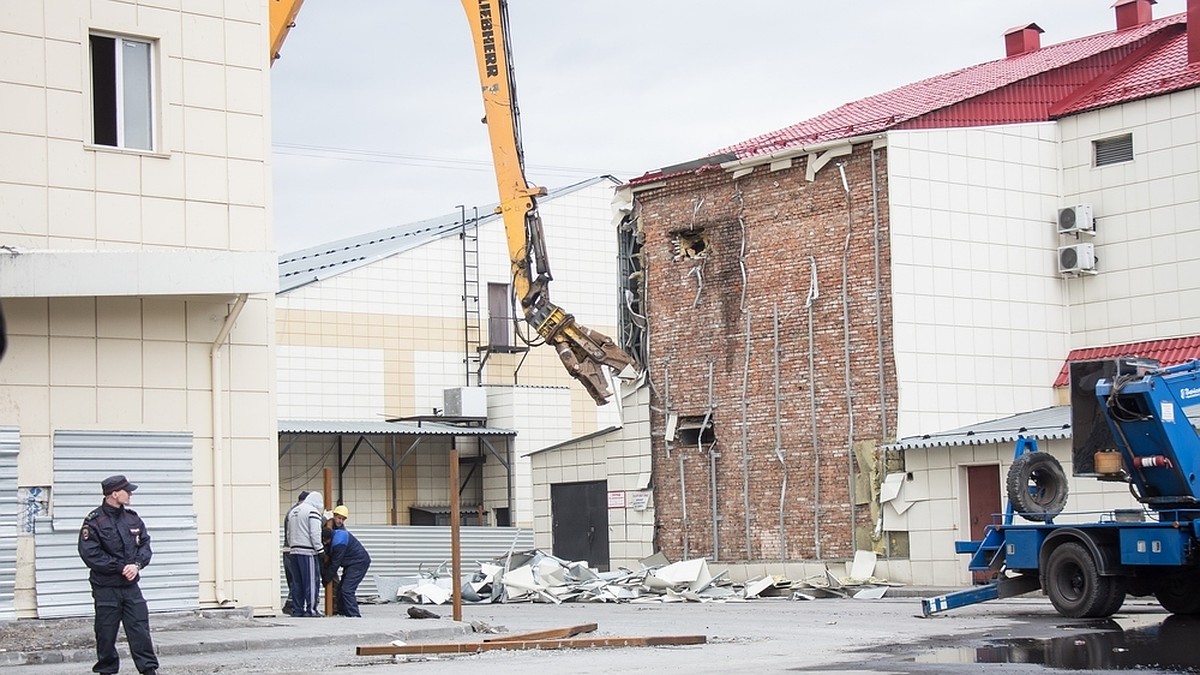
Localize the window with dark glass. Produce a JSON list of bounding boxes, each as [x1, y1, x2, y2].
[[90, 34, 153, 150]]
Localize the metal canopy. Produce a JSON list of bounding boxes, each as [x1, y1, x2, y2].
[[277, 419, 517, 525]]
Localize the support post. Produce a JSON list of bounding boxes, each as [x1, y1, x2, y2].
[[324, 467, 333, 617], [450, 445, 463, 622]]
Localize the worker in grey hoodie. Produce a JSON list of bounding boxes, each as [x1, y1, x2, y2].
[[285, 491, 325, 616]]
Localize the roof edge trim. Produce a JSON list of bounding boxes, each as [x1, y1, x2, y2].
[[719, 132, 887, 174]]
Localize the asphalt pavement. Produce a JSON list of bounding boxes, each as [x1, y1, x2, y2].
[[21, 587, 1182, 675], [1, 587, 951, 669]]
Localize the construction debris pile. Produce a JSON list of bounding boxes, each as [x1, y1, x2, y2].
[[376, 549, 899, 606]]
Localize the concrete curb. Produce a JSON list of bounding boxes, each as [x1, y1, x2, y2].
[[0, 623, 472, 667]]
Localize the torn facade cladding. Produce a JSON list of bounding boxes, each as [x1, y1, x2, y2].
[[630, 141, 896, 564]]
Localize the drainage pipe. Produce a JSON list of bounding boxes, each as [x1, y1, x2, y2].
[[741, 311, 752, 558], [773, 306, 788, 560], [805, 256, 820, 559], [210, 293, 247, 606]]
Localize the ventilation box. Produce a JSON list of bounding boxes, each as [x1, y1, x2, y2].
[[444, 387, 487, 418]]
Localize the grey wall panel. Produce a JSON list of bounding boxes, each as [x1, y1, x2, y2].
[[35, 430, 199, 618], [0, 427, 18, 620], [280, 526, 533, 601]]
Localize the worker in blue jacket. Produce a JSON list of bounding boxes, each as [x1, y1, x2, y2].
[[321, 505, 371, 617]]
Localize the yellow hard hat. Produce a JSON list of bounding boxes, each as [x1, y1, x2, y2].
[[332, 505, 350, 518]]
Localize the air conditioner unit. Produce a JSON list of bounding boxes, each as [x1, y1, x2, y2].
[[1058, 243, 1097, 274], [1057, 204, 1095, 235]]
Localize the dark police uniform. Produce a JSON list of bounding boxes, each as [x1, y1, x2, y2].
[[78, 476, 158, 675]]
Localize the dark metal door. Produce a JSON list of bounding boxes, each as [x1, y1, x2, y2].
[[487, 283, 511, 347], [550, 480, 610, 571], [966, 464, 1001, 584]]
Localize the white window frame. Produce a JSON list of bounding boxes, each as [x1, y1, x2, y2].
[[89, 31, 157, 152]]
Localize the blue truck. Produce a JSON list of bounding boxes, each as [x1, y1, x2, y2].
[[923, 357, 1200, 618]]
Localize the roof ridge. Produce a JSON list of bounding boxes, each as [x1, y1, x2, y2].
[[714, 12, 1187, 162]]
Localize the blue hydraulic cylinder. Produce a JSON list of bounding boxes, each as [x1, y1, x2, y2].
[[1096, 360, 1200, 507]]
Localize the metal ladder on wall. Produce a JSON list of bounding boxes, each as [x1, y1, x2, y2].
[[460, 207, 482, 387]]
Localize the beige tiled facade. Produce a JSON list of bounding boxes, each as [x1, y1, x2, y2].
[[0, 1, 278, 615]]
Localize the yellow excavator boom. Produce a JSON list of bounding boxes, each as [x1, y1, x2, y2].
[[460, 0, 636, 405], [267, 0, 638, 404], [268, 0, 305, 65]]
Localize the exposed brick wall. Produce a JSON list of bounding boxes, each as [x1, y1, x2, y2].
[[634, 143, 897, 563]]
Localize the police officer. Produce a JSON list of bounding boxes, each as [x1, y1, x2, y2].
[[78, 475, 158, 675]]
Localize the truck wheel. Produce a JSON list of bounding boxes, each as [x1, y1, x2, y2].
[[1154, 570, 1200, 614], [1007, 451, 1069, 522], [1044, 542, 1123, 618]]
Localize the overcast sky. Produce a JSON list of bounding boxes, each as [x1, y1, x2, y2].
[[269, 0, 1188, 254]]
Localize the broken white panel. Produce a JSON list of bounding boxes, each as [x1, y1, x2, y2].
[[399, 582, 450, 605], [534, 558, 568, 586], [569, 562, 599, 582], [665, 413, 679, 442], [477, 562, 502, 584], [852, 586, 889, 600], [644, 557, 710, 591], [881, 472, 914, 515], [883, 499, 910, 530], [742, 575, 775, 599], [639, 551, 670, 570], [845, 550, 877, 582], [880, 472, 904, 503], [698, 586, 735, 600]]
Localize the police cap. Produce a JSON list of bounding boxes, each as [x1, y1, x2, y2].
[[101, 475, 138, 495]]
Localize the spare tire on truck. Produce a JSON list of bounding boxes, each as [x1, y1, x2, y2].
[[1007, 451, 1069, 522]]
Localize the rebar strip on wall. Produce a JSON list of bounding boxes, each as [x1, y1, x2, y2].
[[702, 360, 718, 560], [679, 452, 689, 560], [735, 184, 748, 313], [734, 183, 752, 558], [840, 164, 857, 548], [773, 306, 788, 560], [870, 146, 888, 443], [665, 363, 689, 559], [805, 256, 821, 559], [741, 310, 752, 559], [873, 145, 892, 540]]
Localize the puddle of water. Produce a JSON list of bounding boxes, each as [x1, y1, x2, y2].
[[915, 615, 1200, 672]]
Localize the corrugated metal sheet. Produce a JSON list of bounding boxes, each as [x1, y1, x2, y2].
[[279, 526, 533, 601], [0, 427, 18, 620], [887, 406, 1071, 451], [35, 430, 199, 618], [1052, 336, 1200, 387], [277, 177, 620, 293], [279, 419, 515, 437]]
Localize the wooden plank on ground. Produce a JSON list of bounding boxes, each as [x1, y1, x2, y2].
[[484, 623, 598, 642], [357, 634, 706, 656]]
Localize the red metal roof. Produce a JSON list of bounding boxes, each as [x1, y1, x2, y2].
[[629, 12, 1190, 185], [719, 14, 1184, 161], [1052, 336, 1200, 387], [1053, 26, 1200, 115]]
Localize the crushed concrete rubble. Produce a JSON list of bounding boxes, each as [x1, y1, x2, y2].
[[376, 549, 900, 606]]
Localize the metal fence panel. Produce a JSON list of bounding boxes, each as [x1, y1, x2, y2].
[[280, 526, 534, 601], [0, 427, 17, 620], [35, 430, 199, 618]]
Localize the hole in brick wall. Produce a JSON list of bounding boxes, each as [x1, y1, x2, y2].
[[676, 415, 715, 446], [672, 230, 710, 261]]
